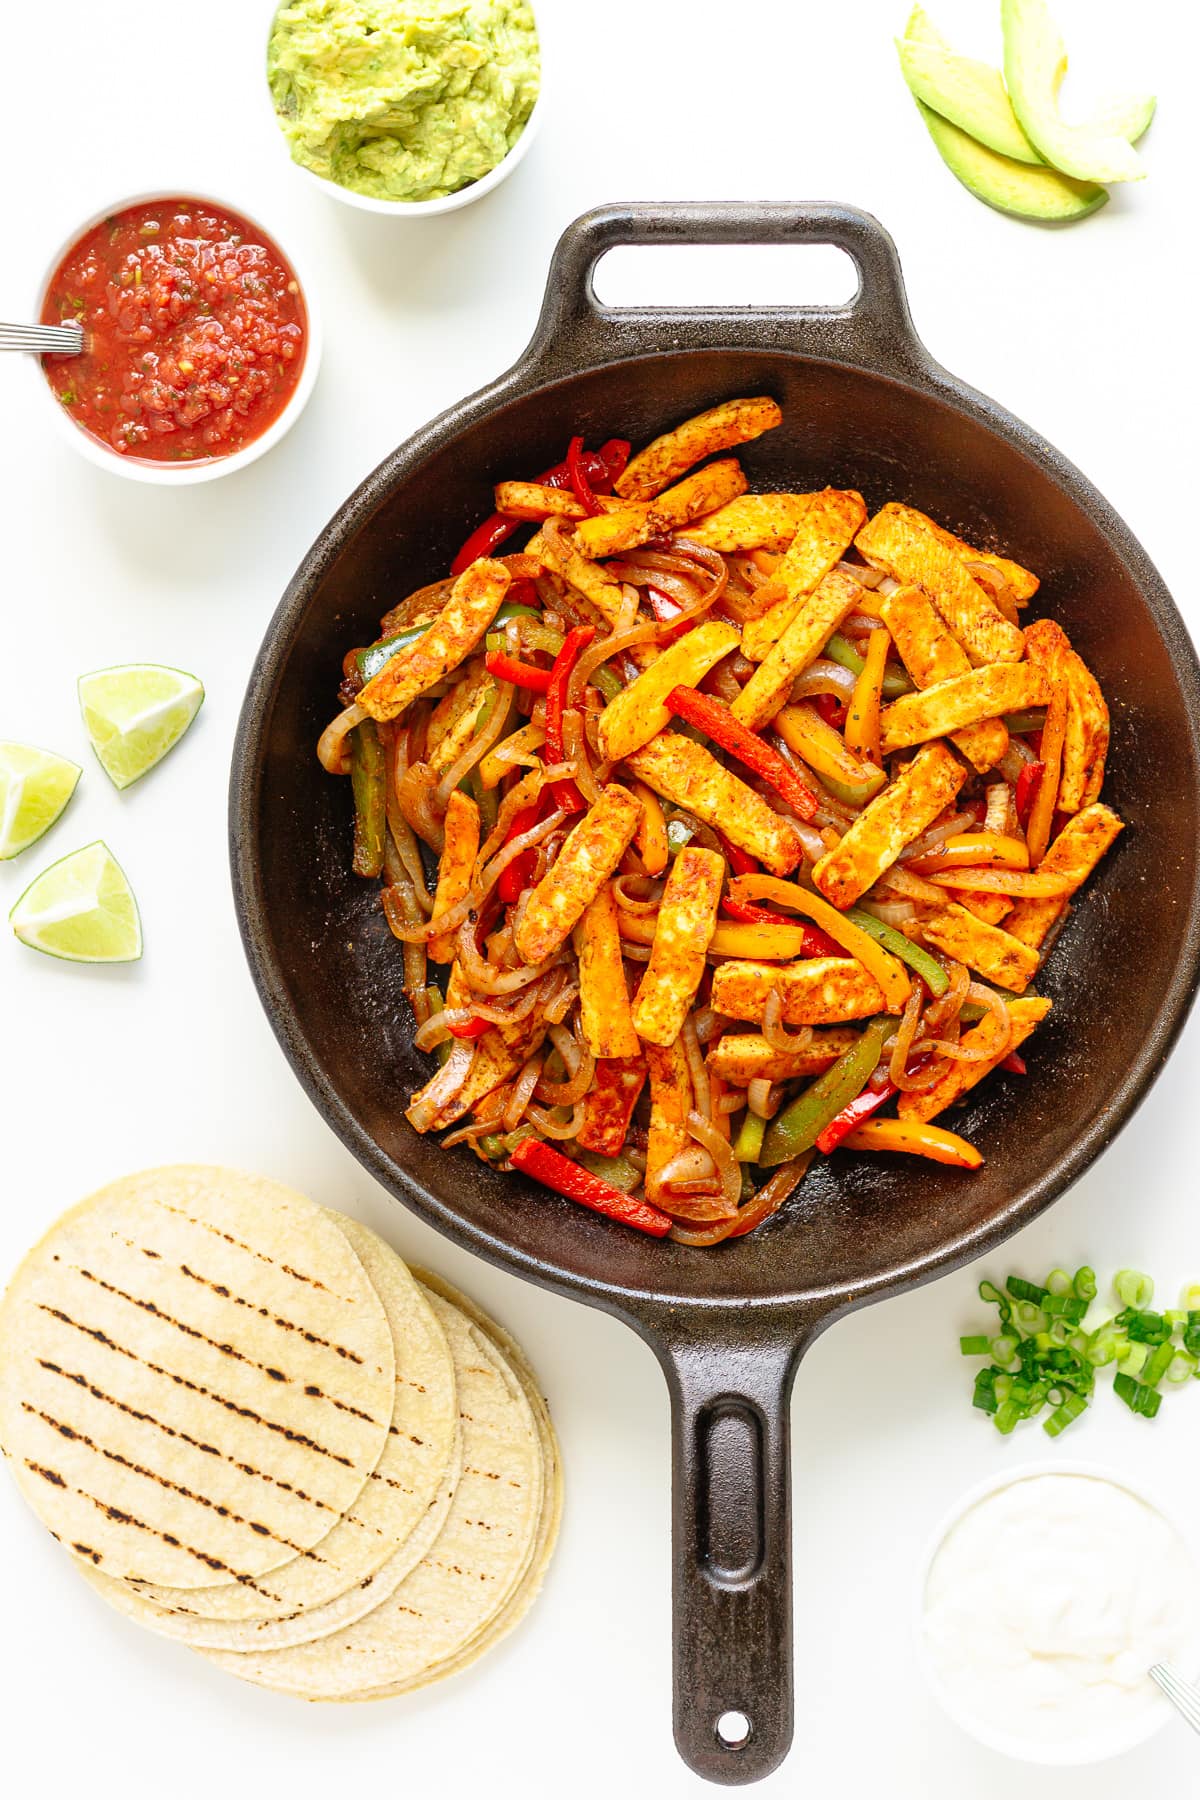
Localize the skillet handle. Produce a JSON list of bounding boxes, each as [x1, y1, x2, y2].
[[524, 201, 926, 382], [646, 1315, 828, 1785]]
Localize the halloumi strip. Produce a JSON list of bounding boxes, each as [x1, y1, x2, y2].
[[428, 790, 480, 964], [575, 459, 748, 559], [631, 847, 724, 1046], [705, 1029, 863, 1085], [897, 997, 1051, 1123], [917, 514, 1040, 604], [615, 397, 782, 502], [535, 523, 627, 626], [958, 891, 1014, 927], [683, 493, 824, 553], [576, 1056, 647, 1156], [358, 559, 511, 722], [596, 620, 739, 761], [425, 659, 491, 769], [1023, 619, 1110, 812], [573, 883, 640, 1059], [878, 585, 1008, 773], [925, 868, 1075, 896], [709, 957, 887, 1025], [918, 903, 1041, 992], [644, 1037, 693, 1203], [855, 503, 1025, 666], [625, 731, 802, 876], [513, 787, 642, 964], [733, 568, 865, 729], [1004, 803, 1124, 950], [813, 741, 967, 910], [879, 663, 1050, 754], [741, 490, 868, 660], [493, 481, 623, 522]]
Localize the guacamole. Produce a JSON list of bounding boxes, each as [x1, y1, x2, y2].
[[268, 0, 540, 203]]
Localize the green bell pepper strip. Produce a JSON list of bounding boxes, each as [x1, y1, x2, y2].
[[357, 601, 539, 683], [350, 720, 387, 878], [759, 1018, 891, 1167], [1002, 709, 1047, 735], [824, 632, 912, 698], [487, 619, 565, 660], [732, 1110, 766, 1163], [575, 1150, 645, 1193], [845, 907, 950, 998]]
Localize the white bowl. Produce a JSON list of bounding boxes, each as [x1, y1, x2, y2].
[[32, 190, 322, 485], [913, 1459, 1200, 1766], [263, 0, 543, 216]]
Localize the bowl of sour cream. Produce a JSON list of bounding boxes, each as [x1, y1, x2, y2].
[[915, 1464, 1200, 1765]]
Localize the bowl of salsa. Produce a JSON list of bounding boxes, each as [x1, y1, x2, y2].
[[37, 192, 321, 482]]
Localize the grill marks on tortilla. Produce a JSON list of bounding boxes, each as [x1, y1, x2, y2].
[[63, 1261, 383, 1426], [0, 1167, 395, 1590]]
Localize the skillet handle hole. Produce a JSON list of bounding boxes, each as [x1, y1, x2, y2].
[[716, 1710, 752, 1750], [590, 244, 859, 312]]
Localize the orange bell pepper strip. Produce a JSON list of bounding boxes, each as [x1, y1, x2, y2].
[[840, 1117, 983, 1167], [905, 831, 1030, 877], [726, 873, 912, 1012], [631, 780, 669, 876], [844, 627, 889, 768], [1025, 679, 1068, 866]]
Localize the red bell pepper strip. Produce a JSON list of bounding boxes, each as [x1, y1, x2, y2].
[[814, 693, 848, 730], [1001, 1050, 1028, 1075], [544, 624, 595, 814], [665, 686, 819, 822], [721, 894, 840, 957], [717, 831, 761, 877], [485, 649, 553, 692], [497, 803, 542, 904], [448, 1015, 491, 1041], [815, 1056, 931, 1155], [1015, 760, 1044, 829], [567, 435, 603, 516], [450, 441, 632, 575], [509, 1136, 672, 1237]]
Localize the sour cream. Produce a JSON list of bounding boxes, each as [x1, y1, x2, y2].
[[921, 1471, 1200, 1760]]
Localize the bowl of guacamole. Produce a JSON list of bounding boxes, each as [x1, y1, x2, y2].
[[267, 0, 542, 212]]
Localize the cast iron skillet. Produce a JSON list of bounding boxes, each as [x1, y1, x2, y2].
[[230, 204, 1200, 1784]]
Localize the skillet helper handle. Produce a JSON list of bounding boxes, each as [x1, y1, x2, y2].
[[526, 201, 925, 381], [654, 1328, 805, 1785]]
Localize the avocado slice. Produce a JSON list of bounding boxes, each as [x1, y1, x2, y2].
[[898, 39, 1043, 165], [915, 100, 1107, 222], [1002, 0, 1151, 183]]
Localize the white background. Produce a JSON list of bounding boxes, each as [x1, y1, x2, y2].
[[1, 0, 1197, 1793]]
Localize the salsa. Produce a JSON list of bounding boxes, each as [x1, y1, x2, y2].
[[41, 198, 307, 464]]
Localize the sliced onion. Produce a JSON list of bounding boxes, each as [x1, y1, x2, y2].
[[842, 611, 886, 634], [398, 761, 445, 852], [922, 957, 969, 1035], [317, 701, 365, 774], [898, 811, 977, 862], [433, 681, 514, 811], [386, 808, 567, 947], [407, 1040, 475, 1133], [888, 987, 930, 1091], [561, 708, 604, 805], [790, 821, 828, 864], [384, 731, 433, 914], [413, 1009, 476, 1052], [526, 1101, 586, 1139], [686, 1110, 742, 1210], [836, 560, 884, 589], [790, 658, 857, 701], [477, 768, 548, 866], [855, 898, 916, 928], [537, 1026, 595, 1106], [456, 911, 565, 996], [761, 990, 813, 1053], [965, 561, 1020, 625], [692, 1004, 727, 1047], [502, 1053, 545, 1132], [998, 742, 1036, 785], [440, 1119, 501, 1150], [544, 976, 580, 1024], [747, 1078, 781, 1120], [669, 1154, 810, 1246], [613, 874, 664, 914], [984, 782, 1010, 835], [681, 1017, 711, 1121]]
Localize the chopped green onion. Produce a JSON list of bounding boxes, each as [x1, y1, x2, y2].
[[994, 1399, 1022, 1435], [959, 1335, 991, 1356], [1044, 1294, 1088, 1324], [991, 1335, 1018, 1367], [1007, 1276, 1049, 1305], [1114, 1371, 1161, 1419], [1044, 1391, 1088, 1437], [1143, 1341, 1176, 1388], [972, 1368, 999, 1414], [1046, 1268, 1073, 1298], [1166, 1352, 1199, 1385], [1119, 1308, 1171, 1345], [1165, 1309, 1188, 1331], [1015, 1301, 1046, 1332], [993, 1373, 1014, 1404], [1114, 1269, 1154, 1309], [978, 1280, 1005, 1306], [1121, 1342, 1149, 1378], [1074, 1266, 1098, 1302], [1179, 1283, 1200, 1311], [1184, 1314, 1200, 1358]]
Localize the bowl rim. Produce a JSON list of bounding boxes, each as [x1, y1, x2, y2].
[[32, 187, 322, 485], [262, 0, 544, 216], [911, 1458, 1200, 1766]]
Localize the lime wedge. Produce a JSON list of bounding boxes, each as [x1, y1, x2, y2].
[[79, 663, 204, 790], [10, 841, 142, 962], [0, 741, 81, 859]]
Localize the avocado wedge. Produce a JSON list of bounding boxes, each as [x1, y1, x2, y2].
[[1002, 0, 1151, 183], [915, 101, 1107, 222], [898, 39, 1043, 164]]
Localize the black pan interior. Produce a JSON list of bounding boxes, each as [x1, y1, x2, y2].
[[237, 348, 1200, 1313]]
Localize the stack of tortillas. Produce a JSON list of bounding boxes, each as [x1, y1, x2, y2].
[[0, 1166, 561, 1699]]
